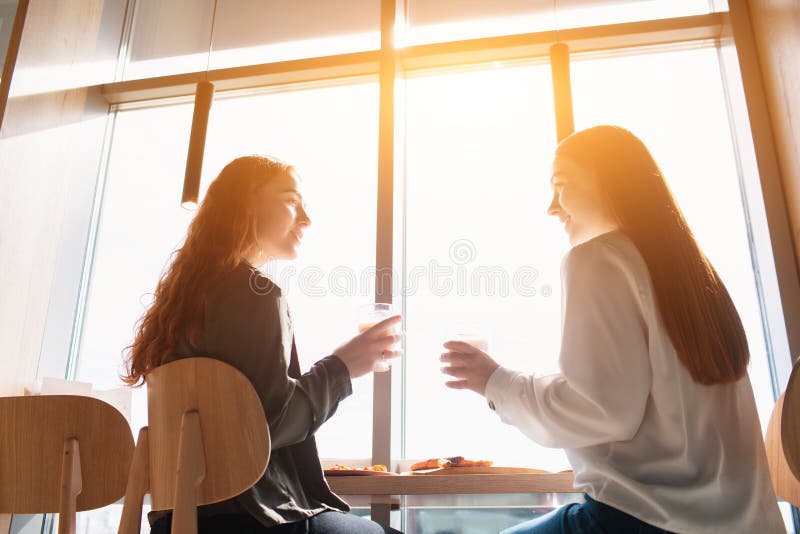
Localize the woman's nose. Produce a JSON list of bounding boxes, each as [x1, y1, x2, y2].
[[547, 193, 561, 216], [298, 206, 311, 227]]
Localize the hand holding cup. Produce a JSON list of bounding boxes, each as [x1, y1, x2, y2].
[[440, 337, 499, 396], [334, 306, 402, 378]]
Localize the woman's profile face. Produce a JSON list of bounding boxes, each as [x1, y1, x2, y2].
[[548, 155, 617, 246], [252, 169, 311, 261]]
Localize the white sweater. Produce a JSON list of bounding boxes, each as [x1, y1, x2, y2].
[[485, 230, 784, 533]]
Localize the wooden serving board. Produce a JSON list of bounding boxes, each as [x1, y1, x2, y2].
[[406, 466, 552, 475], [324, 469, 398, 477]]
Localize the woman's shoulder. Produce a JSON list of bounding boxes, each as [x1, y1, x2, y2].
[[207, 261, 283, 308], [561, 231, 651, 305], [562, 230, 642, 275]]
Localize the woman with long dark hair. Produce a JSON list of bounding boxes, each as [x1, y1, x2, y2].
[[124, 155, 402, 534], [441, 126, 783, 533]]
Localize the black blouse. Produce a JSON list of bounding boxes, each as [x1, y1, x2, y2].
[[150, 260, 353, 526]]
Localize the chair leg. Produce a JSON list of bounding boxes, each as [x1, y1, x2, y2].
[[58, 437, 82, 534], [172, 411, 206, 534], [0, 514, 11, 534], [119, 427, 150, 534]]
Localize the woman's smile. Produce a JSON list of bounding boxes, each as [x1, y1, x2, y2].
[[548, 156, 617, 246]]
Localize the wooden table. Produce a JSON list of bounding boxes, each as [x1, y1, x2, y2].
[[328, 472, 575, 496]]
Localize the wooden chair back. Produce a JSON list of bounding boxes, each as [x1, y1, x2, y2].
[[119, 357, 270, 534], [0, 395, 134, 534], [779, 362, 800, 481], [765, 361, 800, 506]]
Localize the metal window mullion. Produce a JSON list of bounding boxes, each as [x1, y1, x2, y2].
[[114, 0, 139, 83], [63, 109, 119, 382], [371, 0, 397, 525]]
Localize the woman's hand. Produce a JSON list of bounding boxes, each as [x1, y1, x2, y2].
[[440, 340, 500, 396], [334, 315, 402, 379]]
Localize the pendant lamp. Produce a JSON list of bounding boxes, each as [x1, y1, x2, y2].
[[182, 0, 218, 209], [550, 42, 574, 143], [549, 0, 574, 143]]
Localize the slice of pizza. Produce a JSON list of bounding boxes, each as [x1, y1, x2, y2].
[[327, 464, 351, 470], [409, 458, 443, 471], [448, 457, 493, 468], [364, 464, 388, 472], [326, 464, 388, 472], [410, 456, 494, 471]]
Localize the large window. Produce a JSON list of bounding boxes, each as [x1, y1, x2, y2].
[[61, 3, 794, 533], [78, 81, 380, 456], [399, 47, 777, 472], [205, 81, 381, 460], [73, 80, 380, 532], [569, 47, 776, 426], [402, 64, 570, 470]]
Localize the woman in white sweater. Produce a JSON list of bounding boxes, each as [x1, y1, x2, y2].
[[441, 126, 784, 533]]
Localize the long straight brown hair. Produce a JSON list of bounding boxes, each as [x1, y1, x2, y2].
[[556, 125, 748, 385], [122, 155, 294, 386]]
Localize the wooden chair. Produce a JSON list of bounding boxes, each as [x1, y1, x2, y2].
[[119, 357, 271, 534], [0, 395, 134, 534], [765, 361, 800, 506]]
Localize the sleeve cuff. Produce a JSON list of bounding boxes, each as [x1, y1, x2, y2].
[[485, 366, 519, 413], [321, 354, 353, 400]]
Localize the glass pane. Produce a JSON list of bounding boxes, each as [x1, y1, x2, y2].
[[125, 0, 380, 80], [5, 0, 126, 94], [210, 0, 380, 70], [403, 64, 571, 470], [0, 2, 19, 85], [125, 0, 214, 80], [402, 493, 583, 534], [569, 47, 776, 430], [77, 81, 379, 471], [75, 102, 195, 532], [78, 102, 195, 435], [403, 0, 714, 47], [203, 82, 380, 459]]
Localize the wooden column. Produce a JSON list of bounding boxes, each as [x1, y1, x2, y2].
[[726, 0, 800, 368], [742, 0, 800, 278]]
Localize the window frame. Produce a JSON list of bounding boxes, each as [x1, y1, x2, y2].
[[39, 2, 799, 530]]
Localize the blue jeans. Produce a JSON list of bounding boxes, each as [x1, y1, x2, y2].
[[150, 510, 402, 533], [500, 495, 674, 534]]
